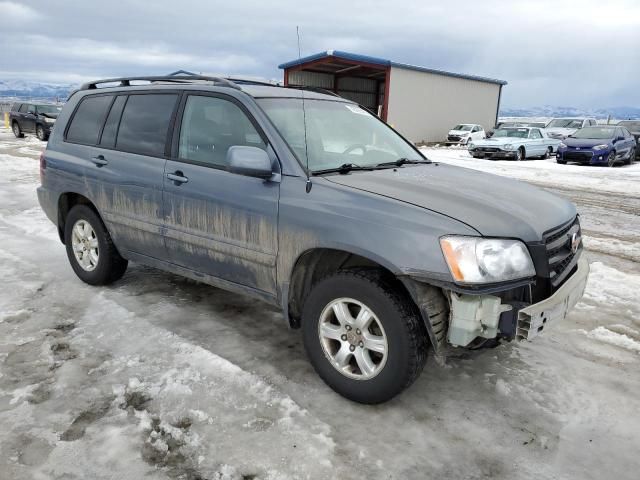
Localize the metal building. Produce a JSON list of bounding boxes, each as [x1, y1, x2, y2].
[[279, 50, 507, 143]]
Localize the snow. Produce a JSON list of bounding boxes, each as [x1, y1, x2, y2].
[[0, 127, 639, 479]]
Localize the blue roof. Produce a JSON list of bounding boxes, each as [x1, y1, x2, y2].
[[278, 50, 507, 86]]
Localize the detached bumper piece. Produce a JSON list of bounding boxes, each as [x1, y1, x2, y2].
[[517, 255, 589, 340]]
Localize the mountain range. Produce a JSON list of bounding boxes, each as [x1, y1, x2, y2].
[[1, 80, 638, 119], [499, 105, 640, 120]]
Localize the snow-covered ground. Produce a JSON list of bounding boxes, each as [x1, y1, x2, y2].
[[0, 128, 639, 480]]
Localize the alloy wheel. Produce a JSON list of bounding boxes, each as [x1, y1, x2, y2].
[[318, 297, 388, 380], [71, 219, 99, 271]]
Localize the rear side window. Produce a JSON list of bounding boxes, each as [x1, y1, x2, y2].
[[66, 95, 113, 145], [116, 94, 178, 157], [99, 95, 127, 148]]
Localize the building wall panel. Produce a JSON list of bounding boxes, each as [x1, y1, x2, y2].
[[387, 67, 501, 143]]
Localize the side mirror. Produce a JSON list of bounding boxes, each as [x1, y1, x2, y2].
[[227, 146, 273, 179], [28, 110, 36, 115]]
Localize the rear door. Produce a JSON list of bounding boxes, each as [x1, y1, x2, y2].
[[162, 92, 280, 295], [20, 104, 36, 132], [529, 128, 545, 155], [65, 91, 178, 259]]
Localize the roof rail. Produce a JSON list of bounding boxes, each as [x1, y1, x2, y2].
[[79, 75, 241, 91], [284, 85, 342, 98], [224, 77, 280, 87]]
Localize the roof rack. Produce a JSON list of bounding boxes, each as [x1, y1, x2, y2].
[[283, 85, 342, 98], [225, 77, 280, 87], [79, 75, 242, 91]]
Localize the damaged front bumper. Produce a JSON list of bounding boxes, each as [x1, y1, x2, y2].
[[447, 255, 589, 347], [516, 255, 589, 340]]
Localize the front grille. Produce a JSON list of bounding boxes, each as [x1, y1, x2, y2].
[[544, 217, 582, 288], [477, 147, 500, 153], [448, 135, 461, 141], [563, 151, 592, 161]]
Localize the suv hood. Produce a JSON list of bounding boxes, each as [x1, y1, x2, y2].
[[546, 127, 576, 137], [40, 112, 59, 119], [326, 164, 576, 242]]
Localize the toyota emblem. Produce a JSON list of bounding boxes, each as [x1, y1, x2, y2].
[[570, 232, 580, 254]]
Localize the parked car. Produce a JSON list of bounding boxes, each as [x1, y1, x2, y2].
[[617, 120, 640, 158], [545, 118, 597, 140], [487, 121, 526, 137], [522, 122, 548, 129], [557, 125, 636, 166], [10, 102, 61, 141], [468, 127, 561, 160], [37, 75, 588, 404], [446, 124, 485, 145]]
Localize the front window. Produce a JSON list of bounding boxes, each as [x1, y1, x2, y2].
[[547, 119, 584, 129], [257, 98, 422, 171], [570, 127, 616, 139], [453, 124, 473, 131], [491, 128, 529, 139]]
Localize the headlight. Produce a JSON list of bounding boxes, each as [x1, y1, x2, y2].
[[44, 118, 55, 124], [559, 142, 567, 148], [503, 144, 513, 150], [468, 143, 475, 149], [440, 236, 535, 284], [592, 144, 609, 151]]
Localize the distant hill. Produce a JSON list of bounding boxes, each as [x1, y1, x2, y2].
[[0, 80, 74, 101], [500, 105, 640, 120]]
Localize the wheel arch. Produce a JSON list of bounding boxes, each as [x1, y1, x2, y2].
[[57, 192, 101, 244], [285, 247, 414, 329]]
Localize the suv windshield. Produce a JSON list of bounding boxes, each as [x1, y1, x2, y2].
[[570, 127, 615, 139], [453, 124, 472, 131], [257, 98, 423, 172], [36, 104, 61, 114], [492, 128, 529, 138], [547, 119, 583, 129]]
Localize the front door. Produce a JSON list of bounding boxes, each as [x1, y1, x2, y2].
[[163, 93, 280, 295]]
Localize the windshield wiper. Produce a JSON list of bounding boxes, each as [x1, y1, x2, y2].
[[311, 163, 376, 176], [376, 157, 431, 167]]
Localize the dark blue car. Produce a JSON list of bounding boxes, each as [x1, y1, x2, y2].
[[556, 125, 636, 166]]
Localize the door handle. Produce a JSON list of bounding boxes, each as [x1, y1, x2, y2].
[[90, 155, 108, 166], [167, 171, 188, 184]]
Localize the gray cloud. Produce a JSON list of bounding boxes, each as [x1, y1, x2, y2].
[[1, 0, 639, 108]]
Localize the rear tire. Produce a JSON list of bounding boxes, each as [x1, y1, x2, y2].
[[557, 158, 567, 164], [12, 122, 24, 138], [302, 268, 428, 404], [64, 205, 128, 285], [542, 147, 552, 159]]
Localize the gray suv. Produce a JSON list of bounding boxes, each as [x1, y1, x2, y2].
[[37, 75, 589, 403]]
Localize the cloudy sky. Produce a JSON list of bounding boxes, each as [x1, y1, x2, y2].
[[1, 0, 639, 109]]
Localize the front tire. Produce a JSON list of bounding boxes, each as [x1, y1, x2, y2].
[[628, 148, 635, 165], [36, 125, 47, 141], [302, 269, 428, 404], [515, 147, 524, 161], [607, 151, 617, 167], [12, 122, 24, 138], [64, 205, 128, 285]]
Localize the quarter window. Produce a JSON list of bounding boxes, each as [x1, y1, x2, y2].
[[66, 95, 113, 145], [178, 95, 266, 168], [530, 129, 542, 139], [116, 94, 178, 157]]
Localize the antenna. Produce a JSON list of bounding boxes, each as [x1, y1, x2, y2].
[[297, 26, 312, 193]]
